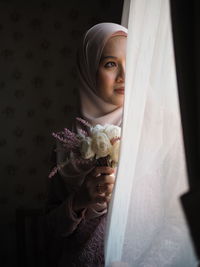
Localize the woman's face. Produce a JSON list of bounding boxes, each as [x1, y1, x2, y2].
[[96, 35, 127, 107]]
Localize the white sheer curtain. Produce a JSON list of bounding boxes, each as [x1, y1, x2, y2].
[[105, 0, 198, 266]]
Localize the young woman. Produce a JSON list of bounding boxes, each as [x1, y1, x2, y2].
[[45, 22, 127, 267]]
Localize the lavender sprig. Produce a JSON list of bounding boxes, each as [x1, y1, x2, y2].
[[52, 130, 81, 150], [78, 128, 89, 137], [63, 128, 79, 141], [52, 132, 68, 143], [49, 166, 59, 178], [76, 117, 92, 128]]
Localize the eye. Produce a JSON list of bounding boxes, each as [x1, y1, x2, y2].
[[104, 61, 116, 68]]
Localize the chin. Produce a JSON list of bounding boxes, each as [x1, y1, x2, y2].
[[104, 96, 124, 107], [114, 101, 124, 107], [115, 97, 124, 107]]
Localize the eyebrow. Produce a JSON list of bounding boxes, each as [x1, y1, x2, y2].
[[101, 56, 117, 61]]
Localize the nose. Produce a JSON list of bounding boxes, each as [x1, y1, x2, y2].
[[116, 63, 125, 82]]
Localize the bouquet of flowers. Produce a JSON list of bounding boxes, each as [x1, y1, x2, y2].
[[49, 117, 121, 178]]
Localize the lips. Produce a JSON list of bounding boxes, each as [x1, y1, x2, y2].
[[114, 88, 125, 94]]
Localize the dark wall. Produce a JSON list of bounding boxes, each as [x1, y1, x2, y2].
[[0, 0, 123, 266]]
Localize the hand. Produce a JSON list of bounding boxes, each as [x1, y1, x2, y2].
[[73, 166, 116, 212]]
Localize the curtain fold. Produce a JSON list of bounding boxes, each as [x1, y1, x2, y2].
[[104, 0, 198, 266]]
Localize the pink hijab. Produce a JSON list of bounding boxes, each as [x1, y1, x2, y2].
[[76, 22, 128, 128]]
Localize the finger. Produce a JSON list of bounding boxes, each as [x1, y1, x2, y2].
[[105, 194, 112, 202], [95, 195, 107, 204], [95, 183, 114, 194], [94, 174, 115, 185], [94, 183, 105, 195], [96, 194, 112, 203], [90, 166, 115, 177], [104, 183, 114, 194]]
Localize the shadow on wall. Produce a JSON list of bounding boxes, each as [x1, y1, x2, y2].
[[0, 0, 123, 266]]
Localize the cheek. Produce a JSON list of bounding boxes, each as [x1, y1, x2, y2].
[[97, 71, 114, 89]]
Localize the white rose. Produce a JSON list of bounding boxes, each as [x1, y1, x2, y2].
[[91, 124, 104, 135], [92, 132, 111, 159], [103, 124, 121, 140], [110, 140, 120, 163], [80, 137, 95, 159]]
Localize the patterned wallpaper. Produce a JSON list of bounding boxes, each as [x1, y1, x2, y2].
[[0, 0, 123, 266]]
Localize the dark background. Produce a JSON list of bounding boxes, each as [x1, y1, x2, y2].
[[0, 0, 123, 266]]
